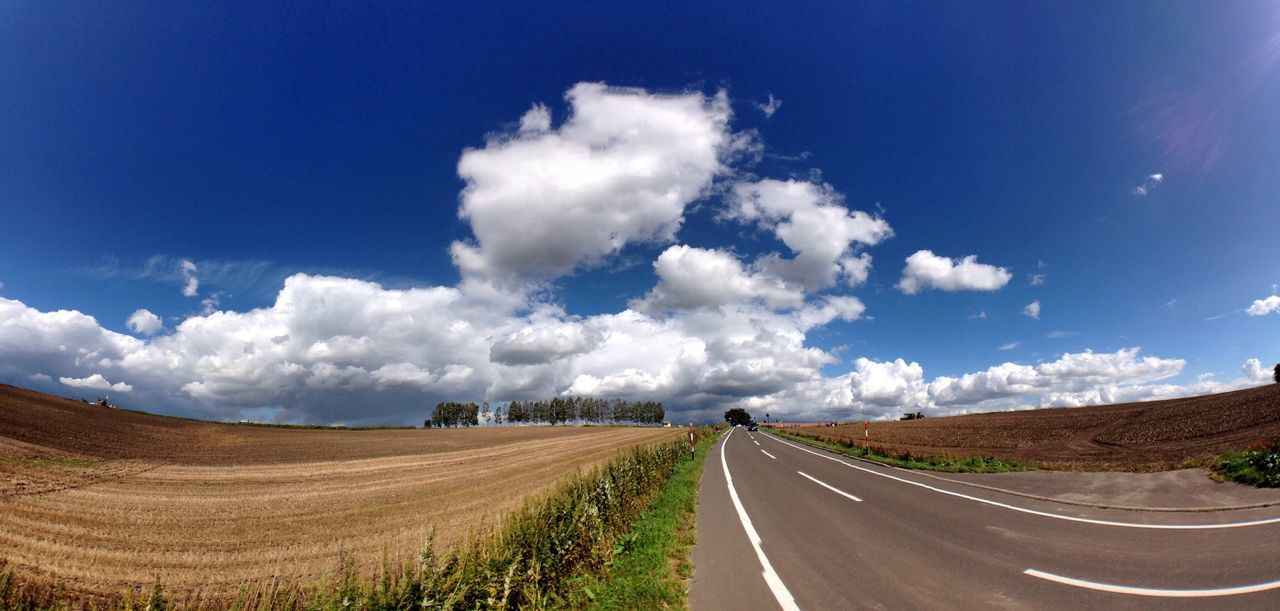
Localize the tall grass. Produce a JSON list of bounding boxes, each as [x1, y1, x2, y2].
[[0, 427, 718, 610], [568, 427, 716, 609]]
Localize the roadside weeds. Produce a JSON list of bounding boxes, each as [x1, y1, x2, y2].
[[1212, 445, 1280, 488], [568, 430, 716, 610]]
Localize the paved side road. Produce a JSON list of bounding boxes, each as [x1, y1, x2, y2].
[[934, 468, 1280, 510], [690, 427, 1280, 610]]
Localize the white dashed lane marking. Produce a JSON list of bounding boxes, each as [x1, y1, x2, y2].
[[798, 471, 862, 502]]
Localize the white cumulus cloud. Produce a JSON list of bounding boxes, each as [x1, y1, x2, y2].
[[1240, 358, 1272, 384], [60, 373, 132, 393], [633, 245, 803, 313], [126, 309, 163, 336], [846, 358, 928, 407], [0, 297, 143, 384], [795, 296, 866, 331], [1246, 295, 1280, 316], [927, 362, 1040, 408], [896, 250, 1012, 294], [518, 103, 551, 133], [929, 347, 1185, 408], [730, 179, 892, 291], [450, 82, 738, 283], [490, 319, 602, 365]]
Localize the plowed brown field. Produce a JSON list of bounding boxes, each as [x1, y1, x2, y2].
[[0, 384, 680, 601], [787, 384, 1280, 469]]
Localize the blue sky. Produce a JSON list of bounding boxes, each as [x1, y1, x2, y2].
[[1, 2, 1277, 424]]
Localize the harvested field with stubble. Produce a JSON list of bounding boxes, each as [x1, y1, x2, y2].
[[0, 384, 681, 602], [788, 384, 1280, 470]]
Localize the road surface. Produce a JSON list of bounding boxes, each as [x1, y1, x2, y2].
[[690, 427, 1280, 610]]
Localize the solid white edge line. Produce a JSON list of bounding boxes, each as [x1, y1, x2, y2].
[[798, 471, 862, 502], [761, 449, 777, 460], [1023, 568, 1280, 598], [722, 428, 801, 610], [762, 433, 1280, 530]]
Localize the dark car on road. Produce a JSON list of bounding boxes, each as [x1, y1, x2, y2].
[[747, 422, 759, 431]]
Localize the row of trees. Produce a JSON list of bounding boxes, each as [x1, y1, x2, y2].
[[506, 397, 664, 424], [426, 397, 666, 428], [425, 402, 480, 428]]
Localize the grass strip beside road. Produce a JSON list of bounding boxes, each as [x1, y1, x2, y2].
[[1213, 445, 1280, 487], [570, 430, 717, 610], [771, 428, 1031, 473]]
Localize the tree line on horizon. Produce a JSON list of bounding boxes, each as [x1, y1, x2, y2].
[[425, 396, 665, 428], [426, 402, 482, 428]]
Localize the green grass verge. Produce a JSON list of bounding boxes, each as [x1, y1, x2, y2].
[[1213, 445, 1280, 487], [568, 431, 717, 610], [770, 428, 1030, 473]]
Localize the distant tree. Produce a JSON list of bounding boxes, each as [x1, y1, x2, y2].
[[481, 402, 491, 425], [724, 408, 752, 427], [1274, 363, 1279, 384]]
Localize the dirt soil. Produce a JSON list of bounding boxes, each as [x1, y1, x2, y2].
[[787, 384, 1280, 470], [0, 384, 681, 601]]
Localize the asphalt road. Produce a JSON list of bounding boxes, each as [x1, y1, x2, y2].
[[690, 427, 1280, 610]]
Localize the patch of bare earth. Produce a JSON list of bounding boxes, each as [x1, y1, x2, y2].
[[789, 385, 1280, 470], [0, 384, 680, 601]]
